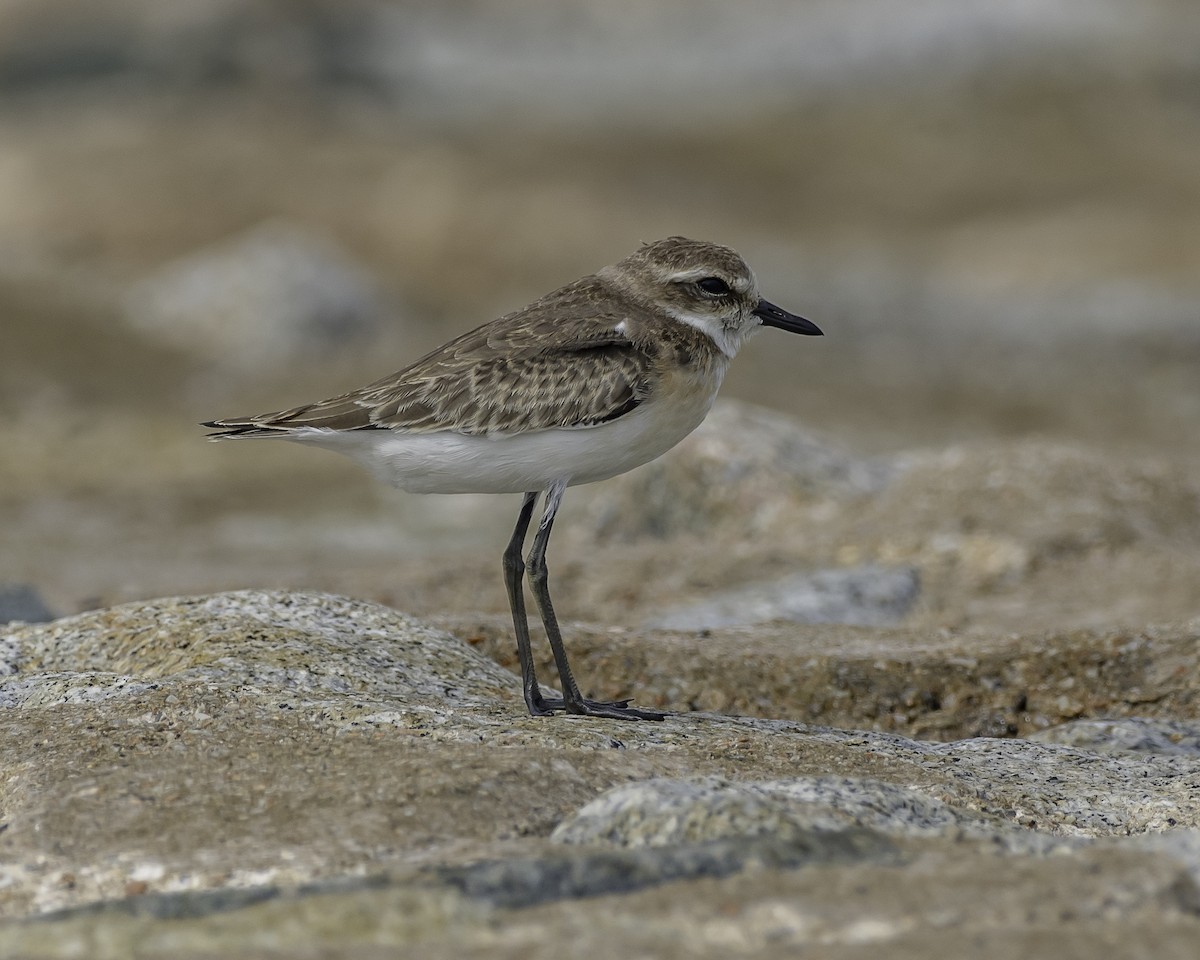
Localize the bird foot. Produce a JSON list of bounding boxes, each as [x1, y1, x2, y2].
[[528, 695, 665, 722]]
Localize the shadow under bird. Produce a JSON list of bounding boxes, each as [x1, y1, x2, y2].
[[204, 236, 822, 721]]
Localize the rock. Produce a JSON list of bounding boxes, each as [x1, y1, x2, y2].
[[843, 441, 1200, 587], [665, 438, 1200, 634], [0, 584, 54, 626], [579, 399, 892, 542], [550, 776, 1008, 847], [543, 727, 1199, 842], [1030, 718, 1200, 757], [6, 589, 524, 722], [643, 565, 919, 630], [438, 613, 1200, 741], [3, 590, 1200, 956], [4, 843, 1199, 958], [121, 221, 389, 370], [431, 831, 898, 909]]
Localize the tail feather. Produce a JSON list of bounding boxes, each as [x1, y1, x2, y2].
[[202, 390, 382, 439], [201, 418, 297, 440]]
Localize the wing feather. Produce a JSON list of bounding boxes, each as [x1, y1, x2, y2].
[[204, 278, 657, 438]]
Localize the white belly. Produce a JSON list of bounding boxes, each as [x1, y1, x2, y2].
[[287, 378, 723, 494]]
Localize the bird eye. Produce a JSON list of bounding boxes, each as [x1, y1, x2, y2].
[[696, 277, 731, 295]]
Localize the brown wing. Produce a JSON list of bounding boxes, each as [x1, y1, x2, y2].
[[204, 278, 658, 438], [364, 340, 650, 435]]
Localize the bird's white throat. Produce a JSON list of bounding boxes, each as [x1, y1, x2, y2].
[[668, 309, 758, 359]]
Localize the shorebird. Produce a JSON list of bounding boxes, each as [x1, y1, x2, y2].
[[204, 237, 821, 721]]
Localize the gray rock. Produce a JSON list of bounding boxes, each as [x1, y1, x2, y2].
[[121, 221, 389, 369], [0, 584, 54, 626], [550, 776, 1005, 848], [432, 831, 898, 909], [1129, 830, 1200, 888], [580, 399, 892, 542], [644, 565, 919, 630], [1030, 718, 1200, 757], [3, 590, 1200, 956], [34, 885, 283, 923], [2, 589, 527, 724], [22, 832, 896, 926]]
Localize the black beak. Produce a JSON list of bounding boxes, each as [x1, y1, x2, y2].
[[753, 299, 822, 336]]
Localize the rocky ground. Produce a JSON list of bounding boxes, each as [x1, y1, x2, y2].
[[2, 1, 1200, 956], [1, 591, 1200, 957]]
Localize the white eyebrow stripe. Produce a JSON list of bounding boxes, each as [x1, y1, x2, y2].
[[668, 267, 725, 282], [665, 267, 751, 292]]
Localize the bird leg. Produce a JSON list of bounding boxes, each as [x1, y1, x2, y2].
[[503, 491, 557, 716], [524, 480, 665, 721]]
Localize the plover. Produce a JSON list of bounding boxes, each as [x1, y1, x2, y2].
[[204, 237, 821, 721]]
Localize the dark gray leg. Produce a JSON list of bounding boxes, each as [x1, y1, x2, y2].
[[503, 491, 555, 716], [525, 480, 665, 721]]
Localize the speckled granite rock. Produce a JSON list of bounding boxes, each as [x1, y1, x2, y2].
[[442, 613, 1200, 740], [546, 737, 1200, 843], [550, 776, 1026, 848], [3, 591, 1200, 957], [7, 589, 523, 725]]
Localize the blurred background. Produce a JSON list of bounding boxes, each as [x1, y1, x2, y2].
[[2, 0, 1199, 622]]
